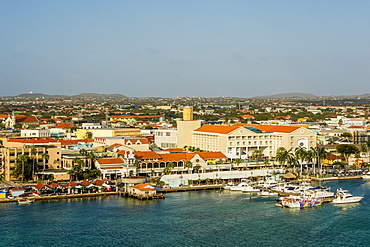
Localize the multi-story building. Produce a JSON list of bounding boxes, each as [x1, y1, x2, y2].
[[154, 129, 177, 149], [76, 128, 141, 139], [192, 124, 317, 159], [1, 140, 62, 181]]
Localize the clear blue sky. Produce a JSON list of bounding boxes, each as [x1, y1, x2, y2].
[[1, 0, 370, 97]]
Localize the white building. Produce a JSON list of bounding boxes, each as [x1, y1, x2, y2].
[[21, 129, 50, 138], [154, 129, 178, 149]]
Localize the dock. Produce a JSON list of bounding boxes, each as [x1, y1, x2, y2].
[[160, 185, 224, 192], [0, 191, 119, 203], [119, 191, 165, 200]]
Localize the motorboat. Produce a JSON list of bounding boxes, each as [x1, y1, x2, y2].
[[258, 190, 278, 196], [332, 188, 363, 204], [230, 180, 254, 191], [241, 184, 260, 193], [277, 195, 322, 208], [18, 199, 35, 204], [307, 187, 335, 198], [223, 182, 236, 190]]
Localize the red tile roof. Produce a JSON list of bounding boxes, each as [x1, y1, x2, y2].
[[131, 183, 156, 191], [255, 125, 300, 133], [194, 125, 240, 134], [93, 180, 104, 186], [55, 122, 75, 128], [80, 181, 91, 186], [134, 151, 162, 160], [96, 157, 125, 165]]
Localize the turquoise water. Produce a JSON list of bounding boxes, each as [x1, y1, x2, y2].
[[2, 180, 370, 246]]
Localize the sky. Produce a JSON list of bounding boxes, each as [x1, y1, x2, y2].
[[1, 0, 370, 98]]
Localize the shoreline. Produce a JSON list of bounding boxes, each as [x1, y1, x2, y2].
[[0, 191, 119, 203]]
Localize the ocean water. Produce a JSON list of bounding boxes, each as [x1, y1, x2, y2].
[[1, 179, 370, 247]]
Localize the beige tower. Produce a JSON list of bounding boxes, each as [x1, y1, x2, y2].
[[177, 106, 201, 148], [183, 106, 193, 121]]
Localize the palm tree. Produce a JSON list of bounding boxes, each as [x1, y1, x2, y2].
[[234, 158, 241, 170], [86, 152, 96, 169], [16, 154, 29, 185], [294, 147, 307, 177], [311, 147, 328, 176], [275, 147, 289, 168], [41, 152, 50, 181], [184, 161, 193, 174], [67, 169, 76, 181], [166, 162, 175, 174], [360, 143, 368, 162], [79, 148, 88, 168], [30, 147, 37, 181], [252, 149, 263, 167]]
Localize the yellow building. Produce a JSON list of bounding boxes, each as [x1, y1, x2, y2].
[[191, 124, 317, 159], [76, 128, 141, 139], [1, 142, 62, 181]]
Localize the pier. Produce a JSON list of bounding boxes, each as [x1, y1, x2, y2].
[[119, 191, 165, 200], [160, 185, 224, 192], [0, 192, 119, 203]]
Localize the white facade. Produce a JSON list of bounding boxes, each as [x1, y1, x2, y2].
[[154, 129, 178, 149], [21, 129, 50, 138], [82, 123, 102, 129]]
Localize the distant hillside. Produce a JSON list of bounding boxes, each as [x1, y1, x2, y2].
[[252, 93, 317, 99], [13, 92, 126, 99], [74, 93, 126, 98]]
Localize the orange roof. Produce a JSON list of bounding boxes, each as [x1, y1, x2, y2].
[[93, 180, 104, 186], [55, 122, 75, 128], [80, 181, 91, 186], [134, 151, 162, 160], [158, 153, 190, 162], [233, 122, 248, 127], [131, 183, 156, 191], [58, 139, 94, 145], [49, 182, 59, 189], [241, 114, 255, 119], [16, 115, 39, 124], [194, 125, 240, 134], [255, 125, 300, 133], [196, 151, 227, 159], [348, 125, 365, 129], [96, 157, 125, 165], [34, 183, 45, 190]]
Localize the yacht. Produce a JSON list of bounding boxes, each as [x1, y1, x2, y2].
[[241, 184, 260, 193], [230, 180, 255, 191], [332, 188, 363, 204]]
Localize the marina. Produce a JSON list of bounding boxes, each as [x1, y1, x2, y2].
[[1, 179, 370, 246]]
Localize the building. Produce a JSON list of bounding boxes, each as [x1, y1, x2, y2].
[[1, 139, 62, 181], [93, 136, 150, 151], [95, 156, 136, 180], [191, 124, 317, 159], [76, 128, 141, 139], [154, 129, 177, 149]]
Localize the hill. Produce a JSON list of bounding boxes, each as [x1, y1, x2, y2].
[[252, 93, 317, 99]]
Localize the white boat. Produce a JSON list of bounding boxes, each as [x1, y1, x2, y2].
[[230, 180, 253, 191], [362, 172, 370, 180], [18, 199, 35, 204], [223, 182, 236, 190], [332, 188, 363, 204], [306, 186, 335, 198], [241, 184, 260, 193], [258, 190, 278, 196]]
